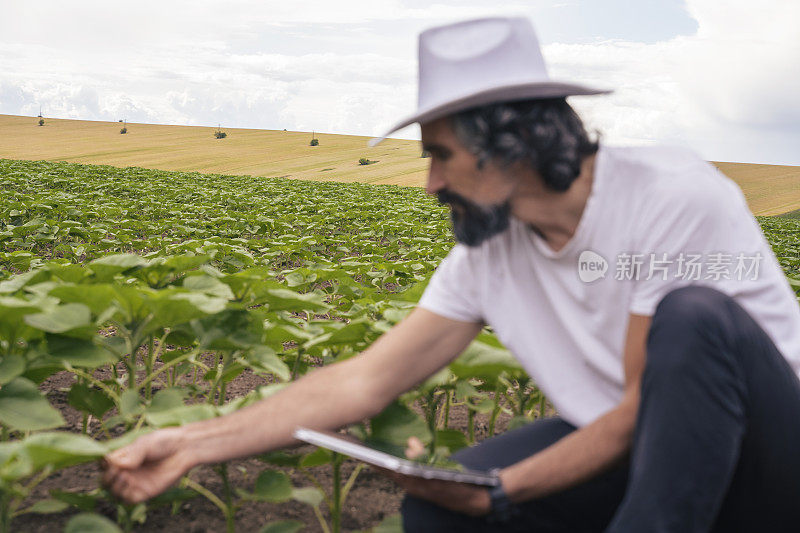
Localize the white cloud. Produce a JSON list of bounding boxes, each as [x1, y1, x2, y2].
[[0, 0, 798, 164], [540, 0, 800, 164]]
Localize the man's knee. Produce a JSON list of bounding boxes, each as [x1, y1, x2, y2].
[[646, 285, 738, 374], [653, 285, 733, 328]]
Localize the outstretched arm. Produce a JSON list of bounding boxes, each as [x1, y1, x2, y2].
[[103, 308, 482, 503]]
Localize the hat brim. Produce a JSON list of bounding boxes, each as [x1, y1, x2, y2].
[[367, 81, 612, 147]]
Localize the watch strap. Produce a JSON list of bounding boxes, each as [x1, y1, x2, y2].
[[486, 468, 519, 524]]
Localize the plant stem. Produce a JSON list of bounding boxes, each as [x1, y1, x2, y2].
[[207, 352, 223, 405], [0, 491, 11, 533], [442, 389, 451, 429], [467, 408, 475, 445], [425, 391, 439, 456], [217, 464, 236, 533], [183, 478, 233, 532], [488, 385, 502, 436], [312, 504, 332, 533], [126, 351, 138, 390], [291, 348, 304, 381], [112, 363, 120, 396], [299, 469, 333, 510], [340, 463, 364, 508], [331, 453, 342, 533], [138, 349, 203, 392], [63, 364, 121, 403], [145, 336, 154, 400]]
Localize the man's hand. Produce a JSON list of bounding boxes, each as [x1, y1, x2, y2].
[[383, 470, 492, 516], [375, 436, 492, 517], [102, 427, 195, 504]]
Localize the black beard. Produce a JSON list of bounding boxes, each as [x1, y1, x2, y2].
[[437, 190, 511, 247]]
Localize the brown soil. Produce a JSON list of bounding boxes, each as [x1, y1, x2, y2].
[[13, 365, 522, 532]]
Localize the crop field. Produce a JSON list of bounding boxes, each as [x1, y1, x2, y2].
[[2, 158, 800, 532], [2, 114, 800, 216]]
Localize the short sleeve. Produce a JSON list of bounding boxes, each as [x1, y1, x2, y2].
[[417, 244, 485, 323], [627, 168, 746, 316]]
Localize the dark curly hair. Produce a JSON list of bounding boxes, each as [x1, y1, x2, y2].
[[448, 97, 600, 192]]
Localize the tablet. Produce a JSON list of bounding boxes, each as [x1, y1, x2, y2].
[[292, 427, 500, 487]]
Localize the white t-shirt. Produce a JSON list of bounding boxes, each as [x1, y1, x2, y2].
[[417, 144, 800, 428]]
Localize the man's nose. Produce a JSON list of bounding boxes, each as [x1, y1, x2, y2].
[[425, 169, 446, 195]]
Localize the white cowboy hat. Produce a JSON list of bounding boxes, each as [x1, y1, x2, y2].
[[368, 16, 612, 147]]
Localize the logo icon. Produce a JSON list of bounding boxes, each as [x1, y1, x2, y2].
[[578, 250, 608, 283]]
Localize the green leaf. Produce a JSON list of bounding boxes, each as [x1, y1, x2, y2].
[[323, 320, 371, 345], [23, 432, 108, 471], [449, 341, 522, 381], [0, 354, 25, 385], [434, 429, 468, 454], [264, 289, 331, 312], [148, 487, 198, 507], [291, 486, 324, 507], [0, 296, 41, 342], [67, 383, 114, 418], [21, 362, 63, 384], [145, 404, 217, 427], [258, 450, 301, 468], [88, 254, 147, 281], [50, 489, 99, 512], [48, 284, 118, 316], [149, 388, 187, 412], [192, 309, 263, 350], [259, 520, 305, 533], [202, 363, 244, 384], [24, 303, 92, 334], [145, 290, 227, 331], [369, 401, 431, 448], [119, 389, 143, 420], [20, 498, 69, 514], [454, 380, 481, 402], [381, 308, 411, 324], [65, 512, 123, 533], [251, 470, 293, 502], [245, 346, 290, 381], [46, 334, 118, 368], [0, 441, 33, 481], [164, 326, 196, 347], [467, 398, 496, 414], [0, 378, 64, 431], [299, 447, 332, 468], [183, 274, 235, 299]]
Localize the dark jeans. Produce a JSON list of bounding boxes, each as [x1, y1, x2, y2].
[[401, 286, 800, 532]]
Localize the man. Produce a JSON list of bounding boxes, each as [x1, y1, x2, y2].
[[104, 17, 800, 531]]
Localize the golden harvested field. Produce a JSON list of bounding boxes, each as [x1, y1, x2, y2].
[[0, 114, 428, 187], [711, 161, 800, 216], [2, 114, 798, 215]]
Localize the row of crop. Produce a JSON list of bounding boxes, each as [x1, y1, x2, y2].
[[0, 159, 451, 277]]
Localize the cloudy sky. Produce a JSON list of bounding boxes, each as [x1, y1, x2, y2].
[[1, 0, 798, 165]]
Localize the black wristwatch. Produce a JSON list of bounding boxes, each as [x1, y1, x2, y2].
[[486, 469, 519, 524]]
